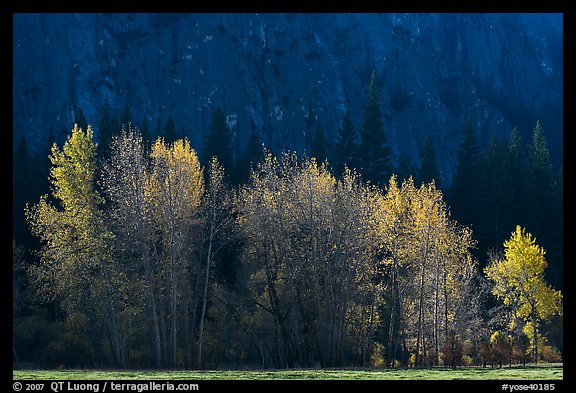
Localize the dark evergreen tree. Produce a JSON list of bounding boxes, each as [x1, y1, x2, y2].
[[164, 115, 177, 144], [311, 124, 328, 164], [57, 127, 69, 147], [13, 136, 30, 178], [528, 121, 561, 287], [97, 99, 120, 159], [13, 131, 52, 250], [154, 116, 163, 141], [506, 127, 530, 229], [245, 130, 265, 167], [553, 163, 563, 288], [395, 155, 416, 184], [13, 136, 31, 240], [233, 130, 264, 185], [418, 135, 441, 187], [34, 126, 56, 199], [449, 117, 482, 231], [120, 103, 133, 129], [528, 121, 555, 230], [75, 108, 88, 131], [140, 116, 151, 145], [358, 71, 392, 185], [333, 111, 358, 175], [203, 106, 233, 172], [475, 135, 511, 255], [180, 125, 188, 142]]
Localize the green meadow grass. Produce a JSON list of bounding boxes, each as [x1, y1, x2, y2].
[[13, 364, 563, 380]]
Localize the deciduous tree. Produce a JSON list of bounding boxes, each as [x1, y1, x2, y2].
[[484, 226, 562, 362], [26, 124, 124, 366], [148, 137, 204, 367]]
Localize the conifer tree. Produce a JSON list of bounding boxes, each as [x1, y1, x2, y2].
[[506, 127, 529, 229], [333, 111, 358, 175], [203, 106, 233, 172], [13, 137, 31, 241], [154, 116, 163, 141], [395, 155, 415, 184], [418, 135, 441, 187], [527, 121, 561, 288], [31, 126, 57, 201], [475, 135, 511, 255], [551, 163, 562, 287], [140, 116, 151, 145], [358, 71, 392, 185], [120, 103, 133, 129], [449, 117, 481, 230], [97, 99, 120, 159], [74, 108, 88, 131], [528, 121, 555, 233], [529, 122, 554, 211], [164, 115, 177, 144], [311, 124, 328, 163], [234, 130, 264, 185]]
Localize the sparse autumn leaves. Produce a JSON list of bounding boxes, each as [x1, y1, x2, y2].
[[373, 176, 478, 367], [235, 155, 480, 367], [236, 156, 379, 367]]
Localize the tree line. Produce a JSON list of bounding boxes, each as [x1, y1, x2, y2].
[[13, 72, 562, 369], [15, 124, 561, 369]]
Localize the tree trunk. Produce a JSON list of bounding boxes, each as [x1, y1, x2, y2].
[[171, 255, 177, 368], [387, 257, 398, 368], [189, 265, 201, 367], [415, 226, 431, 368], [394, 287, 406, 367], [102, 265, 122, 368], [415, 256, 427, 368], [433, 256, 440, 367], [184, 302, 191, 368], [197, 236, 213, 369], [144, 256, 162, 369], [159, 289, 169, 368], [443, 270, 449, 339], [533, 317, 538, 363], [265, 259, 287, 368]]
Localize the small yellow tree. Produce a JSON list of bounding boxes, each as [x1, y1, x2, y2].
[[484, 226, 562, 362]]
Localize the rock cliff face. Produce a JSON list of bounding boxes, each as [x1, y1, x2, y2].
[[13, 13, 562, 181]]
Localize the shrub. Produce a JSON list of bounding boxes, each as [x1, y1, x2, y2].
[[425, 348, 439, 367], [408, 353, 417, 368], [442, 331, 463, 367], [491, 331, 512, 368], [370, 342, 386, 368], [462, 355, 474, 366], [513, 332, 531, 366], [540, 345, 562, 363], [478, 339, 493, 367]]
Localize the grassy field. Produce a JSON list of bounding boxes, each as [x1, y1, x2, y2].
[[13, 364, 563, 380]]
